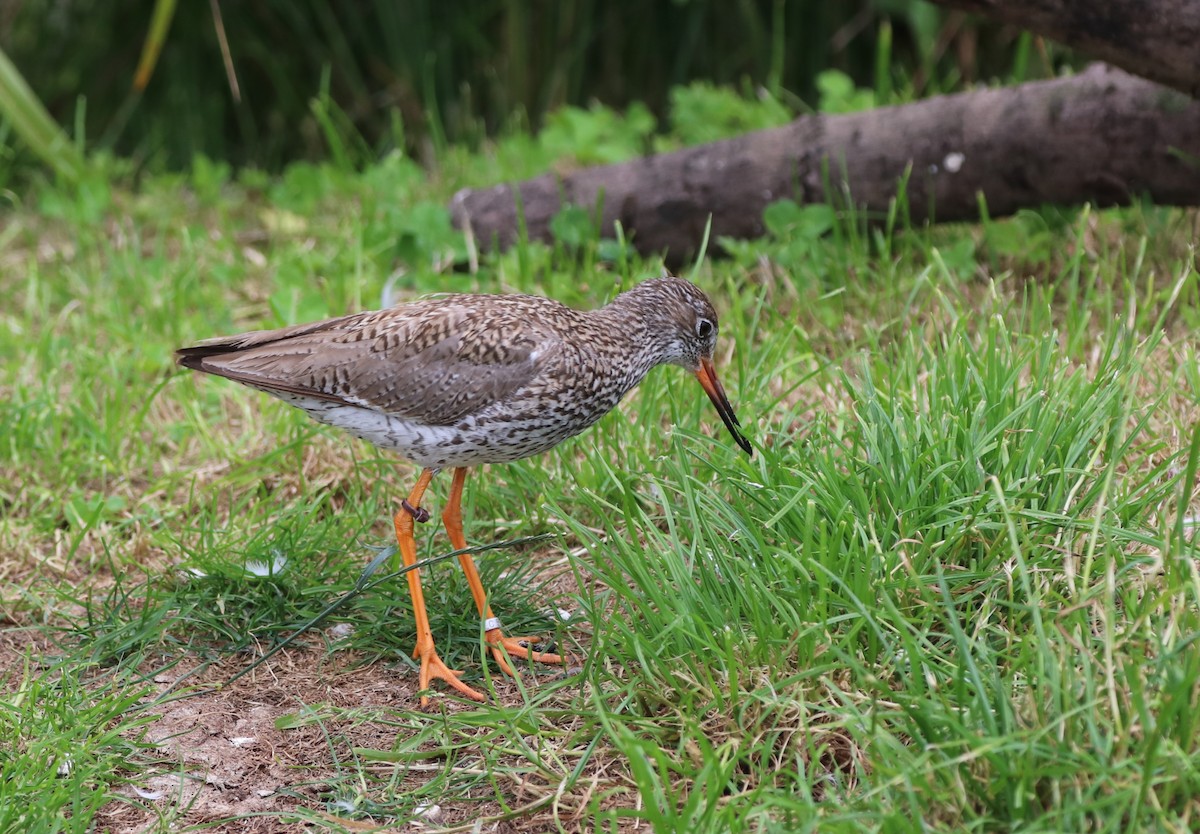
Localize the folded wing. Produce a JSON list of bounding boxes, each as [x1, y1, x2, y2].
[[176, 300, 553, 426]]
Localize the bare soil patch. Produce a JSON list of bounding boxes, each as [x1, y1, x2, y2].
[[89, 645, 582, 833], [1, 591, 597, 833]]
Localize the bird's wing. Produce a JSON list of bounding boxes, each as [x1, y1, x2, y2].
[[176, 299, 560, 425]]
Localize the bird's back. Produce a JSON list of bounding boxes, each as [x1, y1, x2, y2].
[[177, 292, 639, 468]]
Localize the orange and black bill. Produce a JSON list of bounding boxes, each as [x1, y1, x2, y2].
[[695, 357, 753, 456]]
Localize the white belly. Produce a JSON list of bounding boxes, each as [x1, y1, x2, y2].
[[267, 391, 588, 470]]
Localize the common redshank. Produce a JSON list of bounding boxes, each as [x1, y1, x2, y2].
[[177, 275, 752, 704]]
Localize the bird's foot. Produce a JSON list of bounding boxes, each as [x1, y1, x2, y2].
[[485, 627, 571, 677], [413, 642, 486, 706]]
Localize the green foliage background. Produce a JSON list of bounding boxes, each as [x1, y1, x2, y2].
[[5, 0, 1066, 171]]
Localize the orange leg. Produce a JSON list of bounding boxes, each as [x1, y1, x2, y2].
[[394, 468, 486, 705], [442, 467, 568, 676]]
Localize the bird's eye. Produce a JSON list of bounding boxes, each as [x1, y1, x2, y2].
[[696, 318, 714, 340]]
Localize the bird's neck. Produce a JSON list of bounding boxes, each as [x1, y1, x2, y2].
[[588, 294, 679, 387]]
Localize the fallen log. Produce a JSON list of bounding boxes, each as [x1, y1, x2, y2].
[[931, 0, 1200, 98], [450, 65, 1200, 263]]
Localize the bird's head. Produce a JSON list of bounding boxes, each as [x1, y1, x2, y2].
[[619, 276, 753, 456]]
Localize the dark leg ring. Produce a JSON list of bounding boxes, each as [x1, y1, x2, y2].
[[401, 499, 431, 523]]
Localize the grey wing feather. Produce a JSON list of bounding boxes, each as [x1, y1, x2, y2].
[[177, 303, 557, 426]]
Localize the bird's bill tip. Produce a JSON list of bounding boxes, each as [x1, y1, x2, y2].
[[695, 358, 753, 457]]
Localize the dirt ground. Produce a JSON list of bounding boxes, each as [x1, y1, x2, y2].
[[118, 654, 570, 832], [1, 587, 607, 833]]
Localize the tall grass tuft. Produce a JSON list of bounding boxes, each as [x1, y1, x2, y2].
[[557, 291, 1193, 829]]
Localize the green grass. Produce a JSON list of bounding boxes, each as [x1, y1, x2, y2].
[[0, 653, 163, 832], [2, 95, 1200, 832], [4, 1, 1049, 173]]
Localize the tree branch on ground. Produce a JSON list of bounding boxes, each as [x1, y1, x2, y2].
[[929, 0, 1200, 97], [451, 65, 1200, 263]]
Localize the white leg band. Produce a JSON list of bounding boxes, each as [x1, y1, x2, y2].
[[483, 617, 502, 632]]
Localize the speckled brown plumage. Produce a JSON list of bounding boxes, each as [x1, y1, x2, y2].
[[177, 276, 752, 467], [177, 275, 751, 705]]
